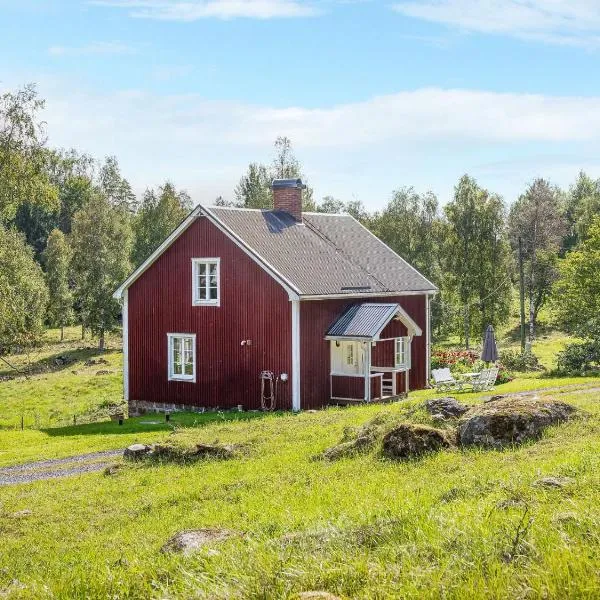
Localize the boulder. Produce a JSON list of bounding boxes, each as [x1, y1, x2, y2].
[[458, 396, 577, 449], [161, 528, 237, 555], [194, 443, 235, 459], [381, 424, 454, 460], [425, 397, 469, 419], [123, 444, 151, 460], [534, 476, 575, 489]]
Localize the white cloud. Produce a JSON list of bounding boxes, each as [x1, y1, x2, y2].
[[48, 41, 137, 56], [4, 79, 600, 205], [392, 0, 600, 48], [92, 0, 320, 20]]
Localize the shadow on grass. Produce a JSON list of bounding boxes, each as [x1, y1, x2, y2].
[[0, 348, 119, 379], [42, 410, 282, 437]]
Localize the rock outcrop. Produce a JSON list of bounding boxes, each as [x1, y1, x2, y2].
[[458, 396, 577, 449], [424, 397, 469, 419]]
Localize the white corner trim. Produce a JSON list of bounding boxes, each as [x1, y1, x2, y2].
[[167, 333, 197, 383], [291, 300, 301, 411], [122, 289, 129, 402], [191, 257, 221, 307], [425, 293, 432, 387]]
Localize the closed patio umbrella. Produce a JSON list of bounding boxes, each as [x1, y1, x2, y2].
[[481, 324, 498, 363]]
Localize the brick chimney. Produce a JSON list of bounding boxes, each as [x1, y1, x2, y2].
[[272, 178, 305, 221]]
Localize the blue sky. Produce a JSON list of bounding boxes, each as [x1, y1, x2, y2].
[[2, 0, 600, 208]]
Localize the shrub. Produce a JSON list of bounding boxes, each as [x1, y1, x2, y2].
[[557, 341, 600, 375], [500, 349, 543, 372]]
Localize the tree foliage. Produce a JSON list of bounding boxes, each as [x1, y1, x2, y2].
[[43, 229, 74, 339], [234, 137, 315, 210], [442, 175, 512, 348], [132, 182, 191, 266], [552, 217, 600, 338], [71, 193, 132, 349], [508, 178, 566, 339], [0, 85, 58, 222], [0, 225, 48, 351]]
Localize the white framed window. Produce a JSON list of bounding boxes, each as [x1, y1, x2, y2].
[[345, 343, 356, 367], [192, 258, 220, 306], [395, 337, 410, 369], [168, 333, 196, 382]]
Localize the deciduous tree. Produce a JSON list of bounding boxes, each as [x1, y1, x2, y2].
[[443, 175, 512, 348], [552, 217, 600, 338], [71, 192, 132, 350], [508, 178, 566, 340], [132, 182, 191, 266], [44, 229, 74, 341], [0, 225, 48, 352], [0, 85, 58, 222]]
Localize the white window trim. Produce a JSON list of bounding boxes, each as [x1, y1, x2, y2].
[[167, 333, 197, 382], [191, 258, 221, 307], [395, 337, 411, 369]]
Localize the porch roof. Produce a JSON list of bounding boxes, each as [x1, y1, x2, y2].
[[325, 302, 422, 341]]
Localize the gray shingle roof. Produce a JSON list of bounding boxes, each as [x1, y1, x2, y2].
[[326, 303, 400, 339], [203, 207, 437, 297]]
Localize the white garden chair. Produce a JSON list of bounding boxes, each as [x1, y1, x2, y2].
[[431, 368, 464, 392], [463, 367, 499, 392]]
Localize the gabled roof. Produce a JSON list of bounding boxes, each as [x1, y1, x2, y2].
[[325, 303, 423, 341], [114, 205, 438, 300], [204, 207, 437, 297]]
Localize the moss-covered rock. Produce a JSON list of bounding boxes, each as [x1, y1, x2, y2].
[[381, 424, 454, 459], [458, 396, 577, 449]]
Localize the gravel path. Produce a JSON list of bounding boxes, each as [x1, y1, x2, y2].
[[0, 449, 123, 486]]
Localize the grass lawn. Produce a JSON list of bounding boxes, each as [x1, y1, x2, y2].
[[1, 385, 599, 598], [1, 328, 600, 598]]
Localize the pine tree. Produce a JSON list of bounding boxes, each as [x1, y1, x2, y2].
[[44, 229, 74, 341]]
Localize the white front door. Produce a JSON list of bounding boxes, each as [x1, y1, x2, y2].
[[331, 340, 365, 375]]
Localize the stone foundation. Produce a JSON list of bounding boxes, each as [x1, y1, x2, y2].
[[128, 399, 213, 416]]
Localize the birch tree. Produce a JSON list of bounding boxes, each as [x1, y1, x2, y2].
[[44, 229, 74, 341], [0, 226, 48, 352], [71, 192, 132, 350]]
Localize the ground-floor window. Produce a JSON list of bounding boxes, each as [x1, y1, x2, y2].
[[168, 333, 196, 381]]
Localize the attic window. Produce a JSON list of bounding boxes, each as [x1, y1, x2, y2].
[[192, 258, 220, 306]]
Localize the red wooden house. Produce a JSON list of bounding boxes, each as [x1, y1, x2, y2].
[[114, 179, 437, 413]]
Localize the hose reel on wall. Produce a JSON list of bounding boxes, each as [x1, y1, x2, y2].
[[260, 370, 278, 411]]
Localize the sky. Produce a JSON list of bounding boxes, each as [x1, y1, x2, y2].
[[2, 0, 600, 209]]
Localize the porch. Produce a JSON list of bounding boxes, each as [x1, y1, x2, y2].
[[325, 303, 422, 404]]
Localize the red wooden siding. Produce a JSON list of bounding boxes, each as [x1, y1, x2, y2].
[[331, 376, 364, 400], [128, 216, 293, 410], [371, 339, 394, 368], [300, 295, 427, 409]]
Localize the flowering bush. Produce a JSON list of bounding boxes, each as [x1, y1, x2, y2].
[[432, 348, 513, 384]]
